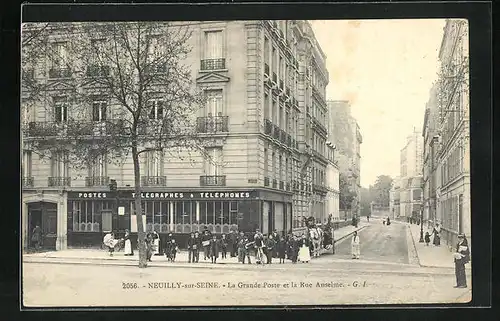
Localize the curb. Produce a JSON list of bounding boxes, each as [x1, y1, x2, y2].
[[407, 225, 422, 267]]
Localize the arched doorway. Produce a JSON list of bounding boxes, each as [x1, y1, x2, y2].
[[27, 202, 58, 250]]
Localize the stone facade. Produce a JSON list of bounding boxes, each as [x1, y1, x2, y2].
[[21, 20, 329, 249]]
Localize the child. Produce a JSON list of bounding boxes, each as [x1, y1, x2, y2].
[[170, 239, 178, 262], [424, 231, 431, 246]]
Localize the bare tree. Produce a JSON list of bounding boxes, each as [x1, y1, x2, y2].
[[22, 22, 220, 268]]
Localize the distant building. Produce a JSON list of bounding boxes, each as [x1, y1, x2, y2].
[[327, 100, 362, 220], [434, 19, 470, 247], [422, 83, 440, 227], [398, 130, 423, 221], [389, 176, 401, 219]]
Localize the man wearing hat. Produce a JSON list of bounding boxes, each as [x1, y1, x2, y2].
[[453, 233, 470, 288]]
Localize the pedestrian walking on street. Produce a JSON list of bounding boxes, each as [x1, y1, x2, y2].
[[298, 235, 311, 263], [193, 232, 201, 263], [145, 232, 154, 262], [152, 230, 161, 256], [432, 223, 441, 246], [202, 228, 212, 260], [228, 230, 238, 257], [277, 236, 287, 264], [236, 231, 245, 262], [209, 235, 219, 264], [187, 233, 196, 263], [239, 236, 252, 264], [424, 231, 431, 246], [265, 234, 276, 264], [123, 229, 134, 256], [288, 235, 299, 263], [386, 217, 391, 226], [271, 230, 279, 258], [31, 224, 42, 251], [453, 234, 470, 288], [220, 234, 228, 259], [351, 231, 361, 259]]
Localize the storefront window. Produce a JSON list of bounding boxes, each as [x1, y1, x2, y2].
[[71, 200, 109, 232], [198, 201, 239, 225], [174, 201, 196, 224]]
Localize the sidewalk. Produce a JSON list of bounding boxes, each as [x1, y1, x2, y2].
[[23, 223, 367, 267], [408, 223, 471, 271]]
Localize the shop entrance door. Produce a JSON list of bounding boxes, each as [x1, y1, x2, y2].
[[28, 202, 58, 250]]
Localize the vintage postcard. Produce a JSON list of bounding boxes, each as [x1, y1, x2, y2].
[[21, 15, 473, 307]]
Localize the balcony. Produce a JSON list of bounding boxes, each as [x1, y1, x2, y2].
[[86, 65, 110, 77], [313, 184, 328, 194], [85, 176, 110, 187], [22, 177, 34, 188], [272, 179, 277, 189], [24, 120, 128, 139], [200, 175, 226, 187], [264, 119, 273, 135], [264, 63, 270, 76], [48, 176, 71, 187], [49, 68, 71, 79], [264, 176, 270, 187], [201, 58, 226, 71], [196, 116, 229, 133], [141, 176, 167, 187], [279, 181, 284, 190], [272, 124, 280, 140]]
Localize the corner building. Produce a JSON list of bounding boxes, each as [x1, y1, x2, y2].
[[21, 20, 329, 250]]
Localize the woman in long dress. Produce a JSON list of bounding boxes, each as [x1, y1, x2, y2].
[[453, 234, 470, 288], [152, 230, 160, 255], [351, 231, 360, 259], [123, 229, 133, 256], [432, 223, 441, 246], [298, 235, 311, 263]]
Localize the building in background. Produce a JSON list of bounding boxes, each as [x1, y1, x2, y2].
[[327, 100, 362, 220], [21, 20, 328, 250], [434, 19, 470, 248], [422, 83, 440, 228], [389, 176, 401, 219], [398, 129, 423, 221]]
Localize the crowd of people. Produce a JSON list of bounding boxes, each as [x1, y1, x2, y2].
[[102, 226, 323, 265]]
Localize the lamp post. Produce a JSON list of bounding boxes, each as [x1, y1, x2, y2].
[[419, 208, 424, 242]]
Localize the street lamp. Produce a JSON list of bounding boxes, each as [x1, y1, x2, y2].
[[419, 208, 424, 242]]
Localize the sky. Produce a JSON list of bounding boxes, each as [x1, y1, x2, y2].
[[311, 19, 446, 187]]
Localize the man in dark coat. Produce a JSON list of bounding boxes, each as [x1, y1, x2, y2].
[[193, 231, 202, 263], [31, 224, 42, 250], [228, 230, 238, 257], [201, 229, 212, 261], [209, 235, 220, 264], [187, 233, 197, 263], [265, 235, 276, 264], [271, 230, 279, 258]]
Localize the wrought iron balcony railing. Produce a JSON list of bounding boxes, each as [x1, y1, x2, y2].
[[141, 176, 167, 187], [196, 116, 229, 133], [85, 176, 110, 187], [86, 65, 110, 77], [201, 58, 226, 71], [22, 177, 34, 188], [264, 176, 270, 187], [264, 119, 272, 135], [49, 68, 71, 79], [200, 175, 226, 186], [24, 120, 128, 138], [313, 184, 328, 194], [48, 176, 71, 187]]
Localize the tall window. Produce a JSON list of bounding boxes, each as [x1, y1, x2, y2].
[[263, 147, 269, 177], [264, 92, 270, 119], [89, 151, 107, 178], [285, 157, 289, 182], [148, 99, 164, 120], [204, 31, 223, 59], [279, 155, 283, 181], [145, 150, 163, 177], [271, 151, 276, 179], [272, 98, 277, 123], [51, 150, 69, 177], [272, 47, 277, 73], [205, 147, 223, 176], [51, 42, 68, 69], [92, 99, 107, 121], [23, 150, 32, 178], [53, 97, 69, 123], [205, 89, 223, 116], [264, 37, 270, 67]]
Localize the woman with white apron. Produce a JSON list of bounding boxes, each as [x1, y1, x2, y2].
[[152, 231, 160, 255], [298, 235, 311, 263], [351, 231, 360, 259], [123, 229, 134, 256]]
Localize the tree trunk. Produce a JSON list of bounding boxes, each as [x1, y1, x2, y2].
[[132, 145, 147, 268]]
